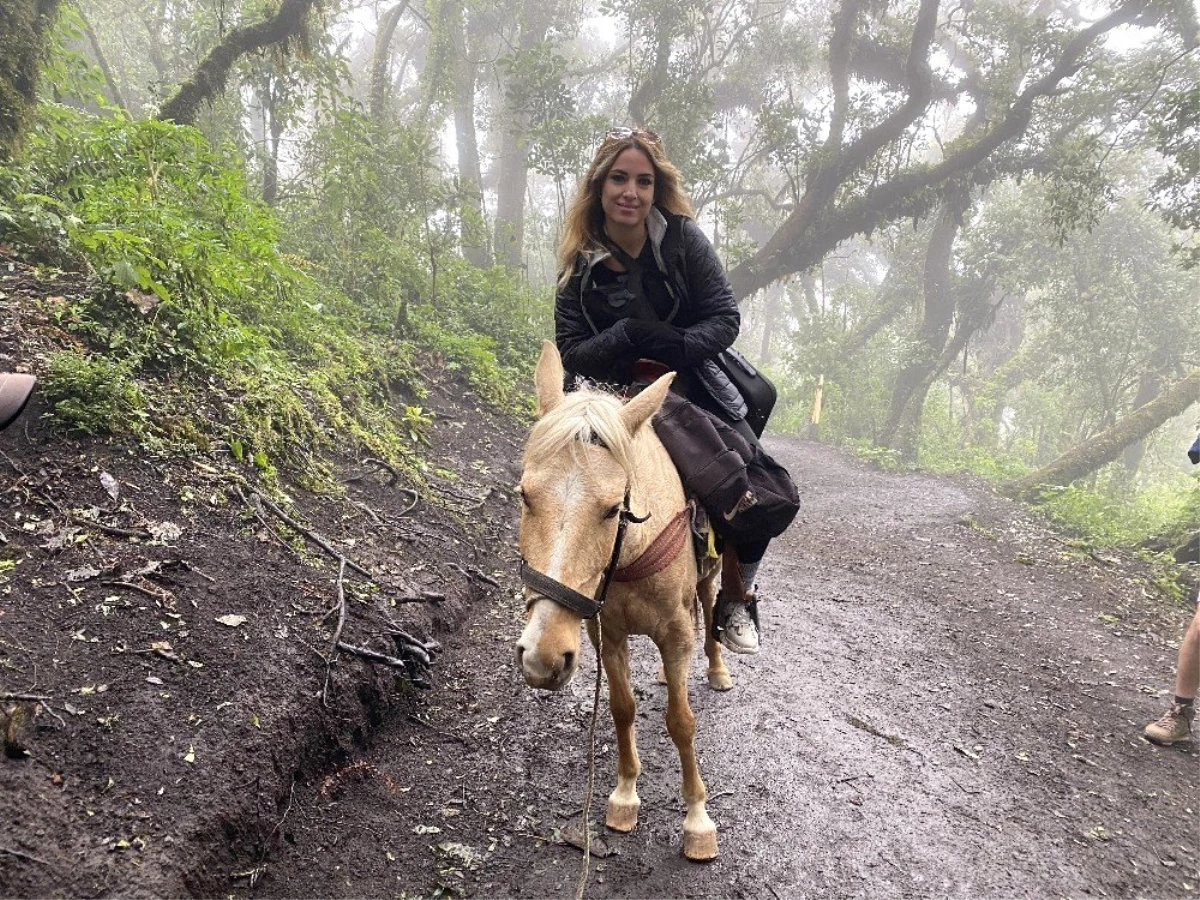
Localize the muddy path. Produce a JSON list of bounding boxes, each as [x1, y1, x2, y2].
[[250, 436, 1198, 900]]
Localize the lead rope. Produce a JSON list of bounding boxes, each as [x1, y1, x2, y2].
[[575, 616, 603, 900], [572, 490, 644, 900]]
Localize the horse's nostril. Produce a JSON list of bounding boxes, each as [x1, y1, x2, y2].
[[563, 651, 575, 671], [515, 645, 525, 667]]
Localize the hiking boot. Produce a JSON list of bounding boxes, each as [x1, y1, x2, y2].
[[714, 592, 760, 656], [1144, 702, 1195, 746]]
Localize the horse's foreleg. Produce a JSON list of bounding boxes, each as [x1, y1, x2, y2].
[[699, 573, 732, 691], [659, 640, 719, 861], [600, 637, 641, 833]]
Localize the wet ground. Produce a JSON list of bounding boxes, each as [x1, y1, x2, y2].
[[249, 436, 1199, 900]]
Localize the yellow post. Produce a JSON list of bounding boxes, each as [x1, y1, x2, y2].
[[810, 375, 825, 426]]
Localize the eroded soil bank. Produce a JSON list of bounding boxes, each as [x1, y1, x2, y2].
[[244, 437, 1199, 900]]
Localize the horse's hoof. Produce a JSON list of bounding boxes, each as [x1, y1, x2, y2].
[[708, 671, 733, 691], [656, 664, 668, 685], [606, 801, 640, 833], [683, 828, 719, 861]]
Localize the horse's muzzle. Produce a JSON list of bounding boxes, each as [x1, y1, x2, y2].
[[515, 641, 577, 691]]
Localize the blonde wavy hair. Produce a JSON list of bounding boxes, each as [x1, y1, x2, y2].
[[556, 132, 696, 289]]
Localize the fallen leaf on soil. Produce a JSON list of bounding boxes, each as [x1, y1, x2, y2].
[[559, 823, 614, 858], [215, 614, 247, 627], [100, 472, 120, 502], [436, 842, 483, 868], [413, 824, 442, 835], [147, 521, 183, 542], [183, 745, 195, 764], [66, 566, 101, 582]]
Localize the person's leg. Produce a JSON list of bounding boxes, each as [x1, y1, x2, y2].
[[715, 540, 770, 655], [1144, 601, 1200, 746], [1173, 604, 1200, 700]]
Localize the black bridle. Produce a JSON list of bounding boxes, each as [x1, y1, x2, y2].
[[518, 486, 650, 619]]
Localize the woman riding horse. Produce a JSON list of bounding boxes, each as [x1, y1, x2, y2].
[[554, 126, 769, 656]]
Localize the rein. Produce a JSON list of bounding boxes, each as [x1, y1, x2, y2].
[[519, 485, 653, 619]]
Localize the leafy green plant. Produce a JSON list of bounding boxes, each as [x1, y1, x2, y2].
[[42, 350, 145, 435], [401, 406, 435, 445]]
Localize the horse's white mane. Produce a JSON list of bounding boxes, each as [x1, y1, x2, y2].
[[525, 387, 635, 475]]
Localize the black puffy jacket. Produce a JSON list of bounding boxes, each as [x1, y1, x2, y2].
[[554, 208, 747, 420]]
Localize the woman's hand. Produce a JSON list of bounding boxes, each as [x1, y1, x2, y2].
[[623, 319, 686, 369]]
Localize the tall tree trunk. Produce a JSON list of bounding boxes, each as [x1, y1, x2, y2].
[[261, 75, 285, 205], [446, 0, 488, 267], [493, 2, 551, 269], [0, 0, 62, 161], [758, 286, 780, 363], [1120, 370, 1159, 478], [881, 193, 963, 458], [370, 1, 409, 121], [157, 0, 319, 127], [78, 7, 128, 112], [1003, 369, 1200, 500], [493, 126, 528, 269]]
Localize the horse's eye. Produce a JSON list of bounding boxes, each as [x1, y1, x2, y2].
[[604, 504, 621, 520]]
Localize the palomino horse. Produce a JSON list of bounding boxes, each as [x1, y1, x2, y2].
[[515, 341, 731, 861]]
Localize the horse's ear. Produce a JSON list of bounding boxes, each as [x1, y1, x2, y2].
[[534, 340, 565, 417], [620, 372, 674, 434]]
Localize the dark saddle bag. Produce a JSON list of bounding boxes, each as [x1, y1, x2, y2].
[[652, 392, 799, 545]]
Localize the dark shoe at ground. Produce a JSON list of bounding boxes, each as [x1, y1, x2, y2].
[[0, 373, 36, 431]]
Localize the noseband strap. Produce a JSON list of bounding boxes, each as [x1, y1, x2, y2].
[[519, 486, 649, 620]]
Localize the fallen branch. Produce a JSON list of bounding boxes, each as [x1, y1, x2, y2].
[[406, 713, 473, 747], [394, 489, 420, 516], [68, 515, 152, 541], [335, 640, 411, 670], [0, 845, 50, 866], [448, 562, 500, 588], [101, 579, 175, 604], [350, 500, 384, 525], [0, 693, 52, 702], [392, 590, 446, 605], [237, 488, 304, 561], [433, 483, 493, 510], [248, 490, 372, 578], [357, 457, 401, 485], [390, 629, 441, 663], [337, 631, 438, 690], [321, 560, 348, 707], [181, 561, 217, 583]]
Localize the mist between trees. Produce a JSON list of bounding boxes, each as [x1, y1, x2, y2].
[[1, 0, 1197, 566]]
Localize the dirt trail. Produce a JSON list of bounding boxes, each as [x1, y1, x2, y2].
[[253, 436, 1198, 900]]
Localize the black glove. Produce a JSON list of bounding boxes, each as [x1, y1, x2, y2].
[[624, 320, 686, 369]]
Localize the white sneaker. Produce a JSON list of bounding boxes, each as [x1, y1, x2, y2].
[[716, 594, 760, 655]]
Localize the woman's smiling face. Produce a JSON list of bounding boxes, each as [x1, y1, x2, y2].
[[600, 147, 656, 233]]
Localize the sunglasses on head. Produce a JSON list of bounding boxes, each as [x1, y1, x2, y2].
[[606, 126, 660, 144]]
